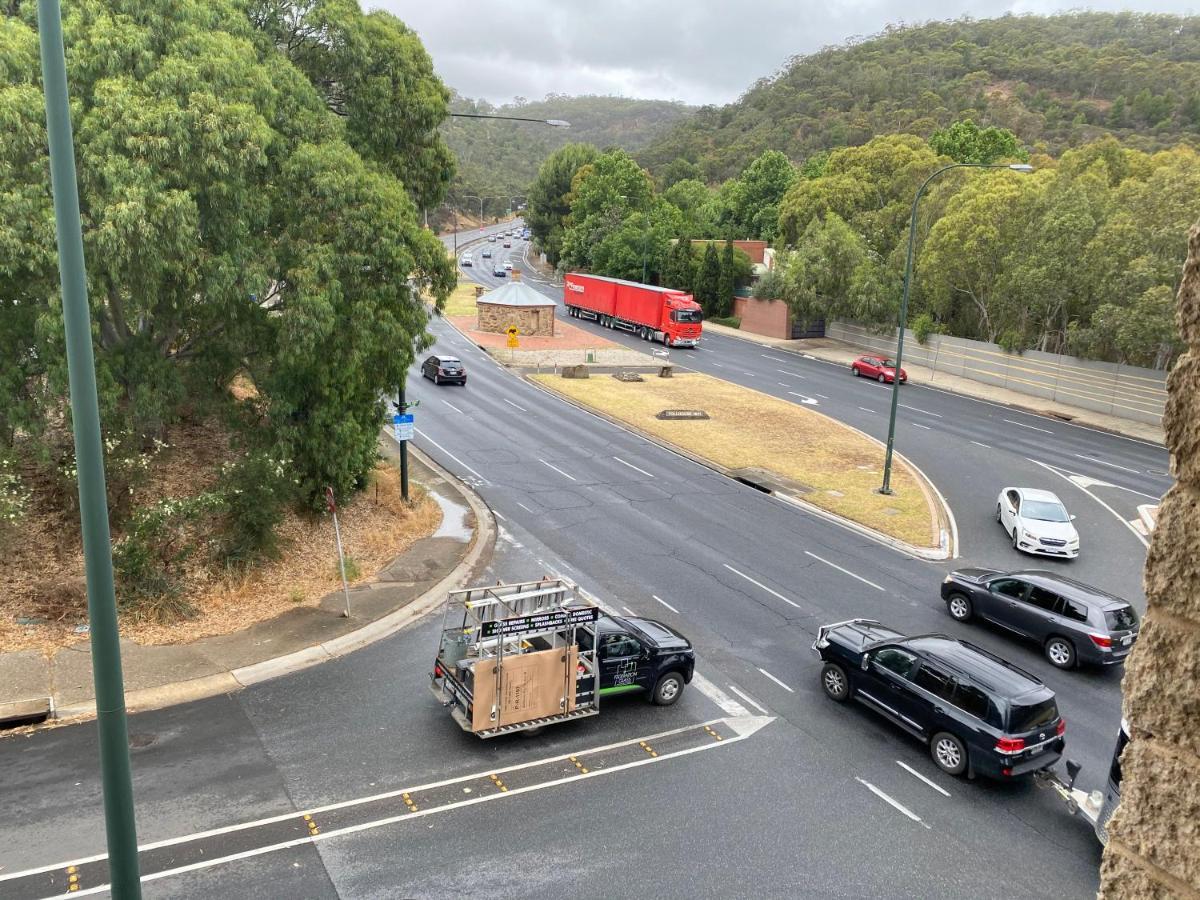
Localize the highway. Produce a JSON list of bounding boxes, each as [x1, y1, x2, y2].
[[0, 218, 1163, 898]]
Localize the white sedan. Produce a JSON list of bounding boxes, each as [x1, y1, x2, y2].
[[503, 261, 513, 270], [997, 487, 1079, 558]]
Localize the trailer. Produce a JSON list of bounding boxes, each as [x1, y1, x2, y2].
[[429, 578, 602, 738], [564, 273, 703, 347]]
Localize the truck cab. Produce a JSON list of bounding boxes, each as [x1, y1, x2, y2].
[[580, 614, 695, 706]]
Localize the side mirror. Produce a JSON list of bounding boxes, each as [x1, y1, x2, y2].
[[860, 654, 870, 671], [1070, 514, 1077, 521]]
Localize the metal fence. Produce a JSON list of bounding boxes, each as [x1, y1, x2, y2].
[[828, 321, 1168, 426]]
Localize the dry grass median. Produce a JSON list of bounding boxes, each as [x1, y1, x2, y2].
[[534, 372, 938, 548]]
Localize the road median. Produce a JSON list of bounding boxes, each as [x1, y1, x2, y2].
[[531, 371, 952, 556]]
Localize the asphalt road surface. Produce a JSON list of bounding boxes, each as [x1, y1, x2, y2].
[[0, 219, 1160, 898]]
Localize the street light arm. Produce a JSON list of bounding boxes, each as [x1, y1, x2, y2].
[[448, 112, 570, 127]]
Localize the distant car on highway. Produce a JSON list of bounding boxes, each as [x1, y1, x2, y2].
[[421, 354, 466, 386], [481, 249, 492, 258], [460, 256, 472, 267], [492, 266, 506, 277], [813, 618, 1065, 779], [851, 355, 907, 383], [997, 487, 1079, 558], [941, 568, 1139, 669], [503, 239, 512, 248], [503, 261, 513, 270], [488, 236, 496, 242]]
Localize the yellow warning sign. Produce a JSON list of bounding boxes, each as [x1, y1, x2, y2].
[[506, 326, 519, 348]]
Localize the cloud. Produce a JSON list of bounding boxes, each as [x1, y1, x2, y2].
[[374, 0, 1199, 106]]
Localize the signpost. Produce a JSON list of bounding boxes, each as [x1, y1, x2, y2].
[[326, 486, 352, 618], [392, 412, 414, 442], [506, 326, 520, 349]]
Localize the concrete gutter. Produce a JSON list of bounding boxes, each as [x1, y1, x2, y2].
[[49, 445, 496, 722], [522, 373, 957, 563]]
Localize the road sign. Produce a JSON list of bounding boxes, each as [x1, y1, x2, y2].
[[506, 326, 519, 349], [393, 412, 414, 442]]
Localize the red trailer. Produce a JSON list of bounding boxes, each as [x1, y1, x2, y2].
[[563, 273, 703, 348]]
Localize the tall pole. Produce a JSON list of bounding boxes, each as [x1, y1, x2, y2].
[[879, 161, 1031, 494], [36, 2, 142, 896], [397, 383, 409, 502]]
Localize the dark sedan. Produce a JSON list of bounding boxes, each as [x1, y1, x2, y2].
[[851, 355, 907, 383], [940, 568, 1138, 669], [421, 354, 466, 385]]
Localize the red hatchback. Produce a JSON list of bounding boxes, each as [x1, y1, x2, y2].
[[851, 355, 907, 384]]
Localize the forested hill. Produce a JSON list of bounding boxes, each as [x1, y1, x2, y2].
[[443, 94, 692, 217], [638, 12, 1200, 182]]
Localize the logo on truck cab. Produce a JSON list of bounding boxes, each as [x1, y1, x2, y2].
[[566, 282, 584, 293]]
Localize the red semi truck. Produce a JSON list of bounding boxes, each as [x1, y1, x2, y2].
[[563, 273, 703, 348]]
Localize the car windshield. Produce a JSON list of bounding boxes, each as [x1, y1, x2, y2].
[[880, 359, 896, 367], [1105, 606, 1138, 631], [1008, 698, 1059, 733], [672, 309, 702, 323], [439, 358, 460, 366], [1022, 500, 1069, 522]]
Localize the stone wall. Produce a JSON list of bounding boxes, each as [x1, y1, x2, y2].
[[476, 303, 555, 337], [1098, 224, 1200, 898]]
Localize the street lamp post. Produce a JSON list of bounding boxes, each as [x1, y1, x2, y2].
[[879, 161, 1034, 495]]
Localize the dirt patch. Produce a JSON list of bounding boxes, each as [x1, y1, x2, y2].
[[0, 428, 440, 655], [534, 372, 938, 548]]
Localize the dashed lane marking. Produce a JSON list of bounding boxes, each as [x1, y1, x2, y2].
[[855, 777, 930, 827], [1074, 454, 1140, 475], [441, 400, 464, 414], [804, 551, 884, 592], [538, 459, 577, 481], [727, 684, 770, 716], [912, 423, 932, 430], [651, 594, 680, 614], [516, 501, 534, 513], [900, 404, 942, 418], [414, 428, 489, 484], [612, 456, 654, 478], [722, 563, 802, 608], [1002, 418, 1053, 434], [896, 761, 951, 796], [858, 406, 875, 413], [756, 667, 795, 693], [503, 398, 528, 412], [970, 440, 991, 449]]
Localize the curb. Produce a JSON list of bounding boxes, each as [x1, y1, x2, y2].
[[48, 444, 497, 722], [522, 372, 956, 563], [702, 322, 1165, 448]]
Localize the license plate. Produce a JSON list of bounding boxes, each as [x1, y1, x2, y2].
[[1122, 635, 1133, 646]]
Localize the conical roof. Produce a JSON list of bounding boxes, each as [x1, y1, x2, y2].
[[479, 280, 555, 308]]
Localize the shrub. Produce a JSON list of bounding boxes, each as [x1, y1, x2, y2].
[[911, 312, 944, 345], [0, 453, 30, 527], [708, 316, 741, 329], [217, 451, 299, 568]]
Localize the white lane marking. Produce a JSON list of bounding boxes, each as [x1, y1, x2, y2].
[[1074, 454, 1140, 475], [804, 551, 885, 591], [44, 717, 770, 896], [651, 594, 680, 614], [503, 398, 528, 412], [756, 667, 795, 693], [775, 368, 804, 378], [621, 604, 637, 615], [492, 509, 506, 522], [912, 423, 932, 430], [414, 429, 489, 484], [741, 371, 756, 377], [897, 761, 951, 796], [539, 459, 577, 481], [858, 406, 875, 413], [712, 362, 727, 368], [900, 404, 942, 418], [722, 563, 801, 608], [777, 381, 791, 387], [690, 671, 750, 718], [815, 393, 829, 399], [612, 456, 655, 478], [971, 440, 991, 448], [787, 391, 819, 405], [1027, 458, 1150, 549], [442, 399, 464, 414], [855, 777, 929, 827], [762, 355, 790, 362], [516, 501, 534, 513], [1003, 418, 1054, 434], [727, 683, 770, 716]]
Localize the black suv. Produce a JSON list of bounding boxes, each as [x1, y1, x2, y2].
[[813, 619, 1064, 779], [576, 615, 695, 706], [940, 569, 1139, 670]]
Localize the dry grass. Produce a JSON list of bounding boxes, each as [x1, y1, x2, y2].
[[0, 426, 441, 654], [442, 280, 481, 317], [534, 372, 937, 547]]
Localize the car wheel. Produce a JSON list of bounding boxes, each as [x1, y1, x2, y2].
[[931, 731, 968, 776], [651, 672, 684, 706], [851, 366, 860, 377], [433, 374, 441, 385], [946, 592, 973, 622], [1012, 528, 1020, 551], [996, 503, 1002, 523], [820, 663, 850, 702], [878, 373, 887, 383], [1045, 636, 1077, 669], [519, 725, 545, 738]]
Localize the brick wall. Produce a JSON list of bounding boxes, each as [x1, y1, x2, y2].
[[732, 296, 791, 339]]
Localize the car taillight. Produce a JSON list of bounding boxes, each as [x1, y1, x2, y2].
[[995, 736, 1026, 754], [1089, 633, 1113, 649], [1056, 719, 1066, 737], [434, 663, 443, 677]]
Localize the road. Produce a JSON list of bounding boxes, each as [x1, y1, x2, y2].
[[0, 218, 1160, 898]]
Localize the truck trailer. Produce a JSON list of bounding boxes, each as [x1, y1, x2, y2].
[[563, 273, 703, 348]]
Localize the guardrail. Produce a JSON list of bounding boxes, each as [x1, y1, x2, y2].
[[828, 321, 1168, 426]]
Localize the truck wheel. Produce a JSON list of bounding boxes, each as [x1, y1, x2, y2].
[[651, 672, 684, 706], [821, 663, 850, 702]]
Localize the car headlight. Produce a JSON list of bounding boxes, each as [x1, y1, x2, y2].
[[943, 574, 953, 583], [1022, 530, 1036, 540]]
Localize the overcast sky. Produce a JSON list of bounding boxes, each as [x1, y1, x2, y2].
[[375, 1, 1196, 106]]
